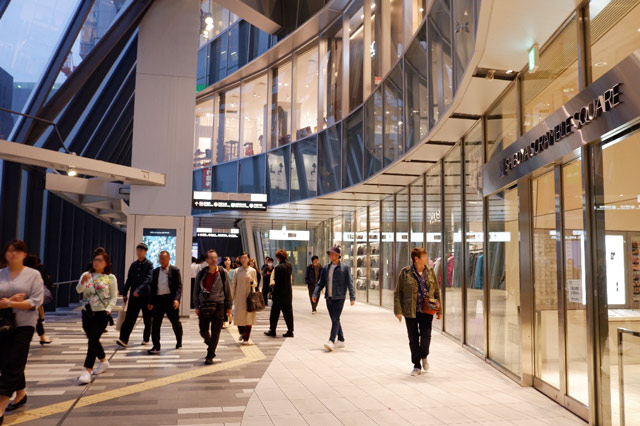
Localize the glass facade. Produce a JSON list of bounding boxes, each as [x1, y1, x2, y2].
[[343, 107, 364, 188], [293, 46, 319, 140], [383, 63, 404, 166], [364, 87, 383, 178], [238, 154, 266, 194], [241, 72, 267, 157], [194, 99, 215, 168], [271, 60, 292, 148], [381, 196, 395, 308], [318, 124, 342, 195], [404, 24, 429, 151], [290, 135, 318, 201], [319, 20, 343, 128], [267, 145, 290, 205], [217, 87, 240, 163], [429, 0, 453, 124]]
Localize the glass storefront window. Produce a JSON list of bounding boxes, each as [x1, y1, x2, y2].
[[209, 36, 228, 83], [405, 24, 429, 150], [217, 87, 240, 163], [318, 123, 342, 195], [384, 63, 404, 166], [429, 0, 453, 124], [343, 107, 364, 188], [347, 1, 364, 110], [293, 45, 319, 140], [212, 161, 237, 192], [354, 208, 368, 301], [0, 0, 80, 139], [241, 72, 267, 157], [522, 16, 579, 133], [238, 154, 266, 194], [444, 144, 463, 341], [486, 84, 518, 161], [465, 123, 484, 352], [267, 145, 290, 205], [370, 203, 381, 305], [333, 215, 343, 249], [271, 60, 292, 148], [319, 20, 343, 128], [194, 99, 215, 169], [532, 170, 560, 389], [488, 186, 521, 376], [562, 159, 588, 406], [396, 188, 410, 306], [453, 0, 475, 87], [226, 24, 240, 75], [290, 135, 318, 201], [364, 87, 383, 178], [426, 162, 442, 292], [411, 177, 424, 249], [590, 0, 640, 81], [343, 211, 355, 271], [381, 196, 395, 308]]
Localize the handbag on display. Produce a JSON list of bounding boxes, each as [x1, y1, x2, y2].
[[247, 287, 265, 312], [0, 308, 16, 335]]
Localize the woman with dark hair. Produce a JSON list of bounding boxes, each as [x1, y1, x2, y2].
[[76, 250, 117, 385], [264, 249, 294, 338], [0, 240, 44, 423], [23, 255, 53, 345], [231, 252, 258, 344]]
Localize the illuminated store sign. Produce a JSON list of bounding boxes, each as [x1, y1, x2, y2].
[[500, 83, 621, 177], [193, 191, 267, 210]]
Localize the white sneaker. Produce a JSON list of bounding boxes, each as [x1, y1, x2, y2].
[[92, 360, 109, 376], [78, 370, 92, 384], [238, 336, 244, 343], [324, 340, 335, 352], [421, 357, 429, 371], [241, 340, 253, 346], [335, 340, 345, 349], [312, 310, 317, 315], [410, 368, 422, 376]]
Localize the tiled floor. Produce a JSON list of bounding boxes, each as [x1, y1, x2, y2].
[[242, 288, 588, 426], [4, 289, 588, 425]]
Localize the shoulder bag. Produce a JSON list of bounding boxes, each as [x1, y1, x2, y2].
[[247, 286, 265, 312]]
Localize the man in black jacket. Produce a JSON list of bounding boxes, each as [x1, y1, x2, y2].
[[304, 256, 322, 314], [264, 249, 294, 338], [260, 257, 274, 306], [116, 243, 154, 348], [147, 251, 183, 354], [193, 250, 232, 365]]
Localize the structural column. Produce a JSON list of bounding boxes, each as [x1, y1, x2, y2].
[[129, 0, 199, 315]]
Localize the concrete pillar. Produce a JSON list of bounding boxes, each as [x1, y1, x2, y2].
[[128, 0, 199, 316]]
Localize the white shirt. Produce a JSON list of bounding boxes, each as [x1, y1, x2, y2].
[[190, 262, 200, 279], [327, 264, 337, 298], [157, 266, 170, 295]]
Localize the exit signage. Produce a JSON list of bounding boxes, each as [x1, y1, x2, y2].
[[528, 43, 539, 73]]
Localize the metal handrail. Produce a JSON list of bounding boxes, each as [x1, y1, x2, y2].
[[617, 327, 640, 426]]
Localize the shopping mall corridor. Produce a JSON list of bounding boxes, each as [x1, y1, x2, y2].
[[5, 289, 587, 426]]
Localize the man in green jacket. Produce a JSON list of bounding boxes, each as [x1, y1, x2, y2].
[[394, 247, 441, 376]]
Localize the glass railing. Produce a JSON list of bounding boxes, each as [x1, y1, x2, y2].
[[616, 327, 640, 426]]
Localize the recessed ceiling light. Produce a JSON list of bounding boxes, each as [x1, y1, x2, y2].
[[594, 61, 607, 67], [67, 168, 77, 177]]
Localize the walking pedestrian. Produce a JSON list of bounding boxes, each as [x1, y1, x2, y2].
[[305, 255, 322, 314], [312, 247, 355, 352], [76, 249, 118, 384], [394, 247, 441, 376], [264, 250, 294, 338], [116, 243, 153, 348], [147, 251, 183, 355], [231, 253, 258, 344], [23, 255, 53, 345], [260, 257, 274, 306], [193, 250, 232, 364], [0, 241, 44, 421]]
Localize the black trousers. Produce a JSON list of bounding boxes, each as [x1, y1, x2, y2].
[[119, 295, 152, 344], [269, 298, 293, 333], [82, 310, 109, 369], [262, 281, 270, 305], [307, 285, 318, 311], [0, 326, 34, 396], [198, 303, 225, 358], [151, 295, 183, 350], [405, 311, 433, 369]]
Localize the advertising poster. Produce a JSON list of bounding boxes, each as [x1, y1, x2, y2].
[[143, 228, 177, 268]]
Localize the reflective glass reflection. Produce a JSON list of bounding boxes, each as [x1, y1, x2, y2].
[[267, 145, 291, 204], [238, 154, 266, 194], [343, 107, 364, 187], [426, 162, 443, 330], [291, 135, 318, 200], [444, 144, 463, 341], [486, 84, 517, 161], [369, 203, 381, 305], [0, 0, 80, 139], [212, 161, 237, 192], [241, 72, 267, 157], [293, 46, 319, 140], [271, 60, 292, 147], [194, 99, 215, 168], [429, 0, 453, 124], [453, 0, 475, 87], [347, 1, 364, 110], [405, 24, 429, 150], [381, 196, 395, 308], [384, 64, 403, 166], [217, 87, 240, 163], [411, 178, 424, 249], [318, 123, 342, 195], [193, 167, 212, 191], [319, 20, 343, 128], [364, 87, 383, 178]]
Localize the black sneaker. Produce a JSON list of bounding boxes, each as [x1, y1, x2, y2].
[[282, 332, 294, 338], [204, 357, 214, 365], [175, 343, 182, 350], [264, 330, 276, 337], [147, 348, 160, 355]]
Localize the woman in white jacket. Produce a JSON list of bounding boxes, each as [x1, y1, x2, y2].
[[232, 252, 258, 344], [76, 250, 117, 385]]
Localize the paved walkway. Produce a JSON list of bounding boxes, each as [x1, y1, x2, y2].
[[242, 289, 587, 426]]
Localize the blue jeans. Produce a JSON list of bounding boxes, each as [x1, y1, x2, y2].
[[326, 297, 345, 342]]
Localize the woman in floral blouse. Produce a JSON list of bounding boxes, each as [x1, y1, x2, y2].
[[76, 250, 118, 385]]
